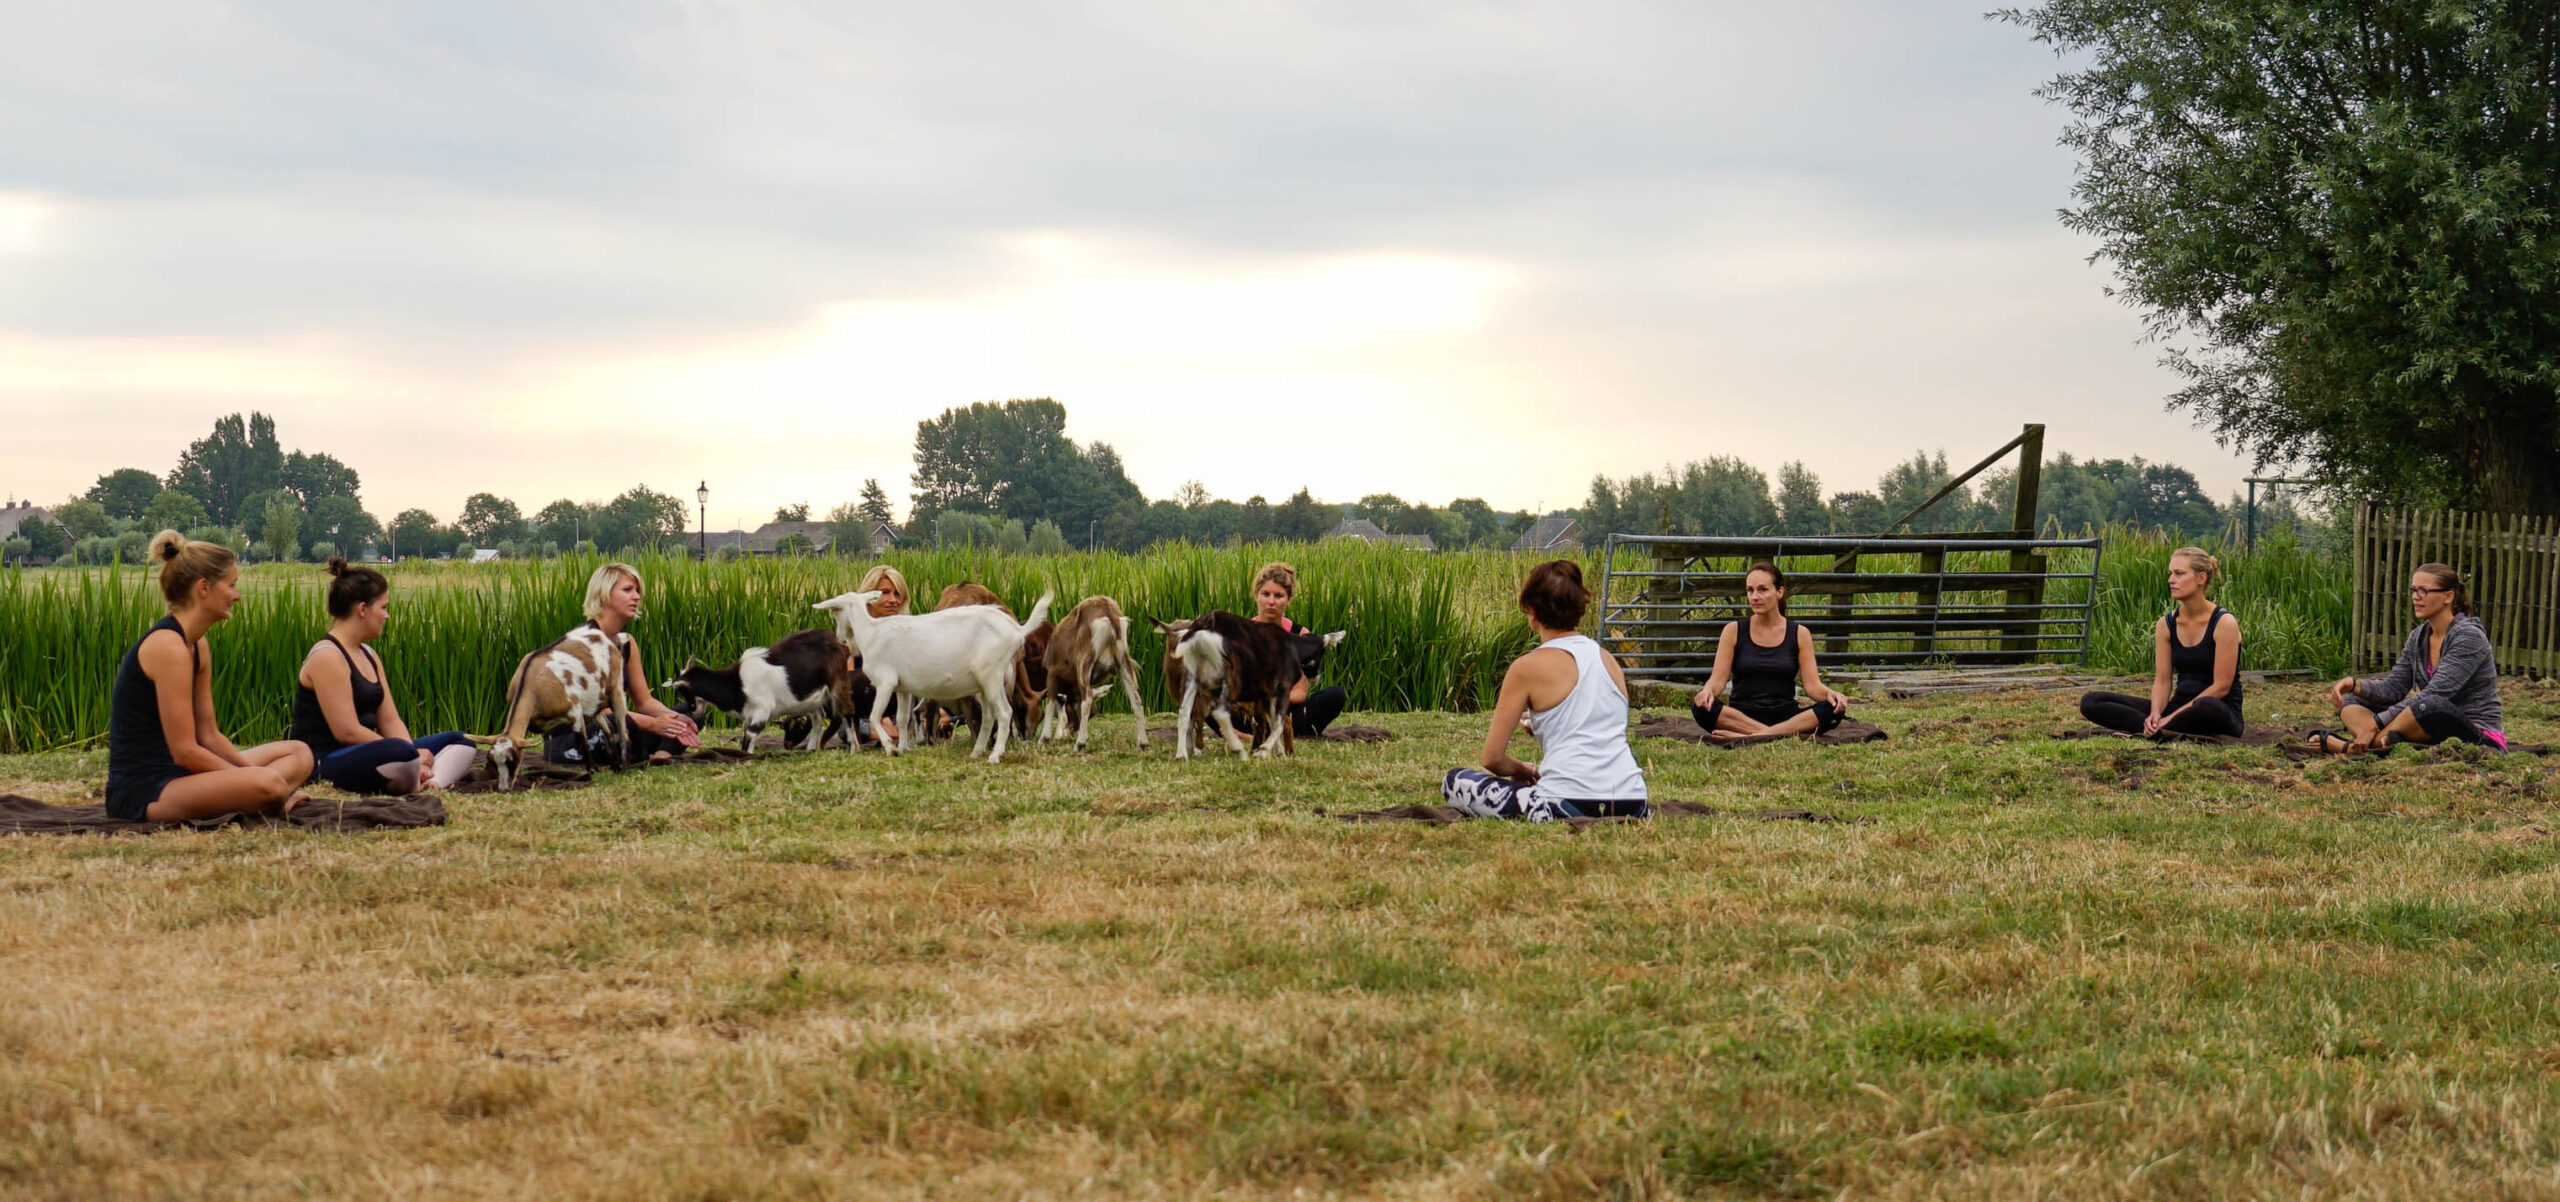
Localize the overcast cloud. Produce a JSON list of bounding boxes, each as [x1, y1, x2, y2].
[[0, 1, 2253, 530]]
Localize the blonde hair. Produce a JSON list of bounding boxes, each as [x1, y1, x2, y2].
[[581, 561, 643, 622], [1252, 561, 1299, 599], [857, 563, 909, 599], [2170, 546, 2218, 587], [150, 530, 236, 609]]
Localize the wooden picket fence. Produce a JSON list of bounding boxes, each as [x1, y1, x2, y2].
[[2353, 505, 2560, 677]]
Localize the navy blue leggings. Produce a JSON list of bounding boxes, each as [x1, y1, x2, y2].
[[314, 730, 473, 793]]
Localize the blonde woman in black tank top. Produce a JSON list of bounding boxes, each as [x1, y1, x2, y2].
[[103, 531, 313, 821], [2077, 546, 2244, 738]]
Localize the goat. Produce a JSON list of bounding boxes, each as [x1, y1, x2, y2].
[[1149, 617, 1343, 755], [662, 628, 857, 754], [485, 625, 630, 790], [1039, 596, 1147, 751], [925, 581, 1051, 743], [815, 588, 1055, 764], [1169, 610, 1306, 760]]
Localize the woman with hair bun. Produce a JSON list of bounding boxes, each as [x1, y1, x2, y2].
[[1689, 561, 1849, 740], [103, 531, 314, 821], [2078, 546, 2246, 738], [1441, 559, 1648, 821], [2313, 563, 2505, 753], [290, 558, 477, 794]]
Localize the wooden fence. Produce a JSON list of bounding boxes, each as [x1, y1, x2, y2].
[[2353, 505, 2560, 677]]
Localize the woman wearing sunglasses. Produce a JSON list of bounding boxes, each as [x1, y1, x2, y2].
[[2311, 563, 2504, 753]]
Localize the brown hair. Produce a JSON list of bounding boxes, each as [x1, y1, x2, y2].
[[2416, 562, 2474, 617], [1252, 561, 1299, 598], [2171, 546, 2219, 587], [1519, 559, 1588, 630], [1745, 560, 1788, 614], [324, 556, 390, 618], [149, 529, 235, 609]]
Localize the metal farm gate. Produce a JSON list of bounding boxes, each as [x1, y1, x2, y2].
[[1590, 424, 2107, 680]]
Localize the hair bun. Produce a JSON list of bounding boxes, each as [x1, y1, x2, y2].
[[325, 556, 350, 576], [148, 530, 186, 563]]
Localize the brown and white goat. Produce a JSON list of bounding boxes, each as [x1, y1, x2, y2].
[[485, 625, 631, 790], [1039, 596, 1146, 751]]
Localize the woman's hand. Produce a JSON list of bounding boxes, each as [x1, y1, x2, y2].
[[1692, 686, 1715, 708], [1506, 759, 1541, 786], [2141, 710, 2167, 737], [2329, 677, 2357, 704]]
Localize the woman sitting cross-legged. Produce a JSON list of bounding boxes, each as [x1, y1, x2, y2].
[[290, 558, 478, 794], [2312, 563, 2505, 754], [1442, 560, 1648, 822], [104, 531, 314, 822], [1250, 561, 1347, 737], [1690, 561, 1848, 741], [2078, 546, 2245, 738]]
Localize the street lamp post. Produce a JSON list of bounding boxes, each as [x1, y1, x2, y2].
[[1088, 520, 1097, 553], [696, 481, 710, 560]]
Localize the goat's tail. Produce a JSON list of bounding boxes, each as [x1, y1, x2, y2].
[[1087, 614, 1119, 662], [1177, 627, 1226, 683], [1019, 590, 1056, 639]]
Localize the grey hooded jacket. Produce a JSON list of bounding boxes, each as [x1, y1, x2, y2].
[[2353, 615, 2503, 735]]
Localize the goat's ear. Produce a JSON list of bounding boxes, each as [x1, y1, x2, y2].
[[1322, 631, 1346, 648], [682, 654, 697, 671]]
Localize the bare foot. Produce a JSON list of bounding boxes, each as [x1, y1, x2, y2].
[[649, 750, 674, 764], [281, 792, 311, 815]]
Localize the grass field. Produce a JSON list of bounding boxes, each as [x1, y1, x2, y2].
[[4, 677, 2557, 1199]]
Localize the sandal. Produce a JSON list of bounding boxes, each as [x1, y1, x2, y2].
[[2305, 729, 2355, 754]]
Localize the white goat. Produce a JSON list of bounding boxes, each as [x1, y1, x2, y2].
[[485, 625, 631, 790], [814, 588, 1055, 764]]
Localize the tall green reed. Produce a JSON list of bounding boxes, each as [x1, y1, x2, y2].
[[0, 533, 2350, 752]]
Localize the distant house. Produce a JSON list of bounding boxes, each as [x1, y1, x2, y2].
[[0, 502, 57, 541], [1510, 513, 1582, 552], [469, 548, 502, 563], [868, 519, 900, 550], [745, 520, 835, 555], [702, 530, 752, 555], [1324, 517, 1435, 551]]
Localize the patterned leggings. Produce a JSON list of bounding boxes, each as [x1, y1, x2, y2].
[[1442, 769, 1649, 822]]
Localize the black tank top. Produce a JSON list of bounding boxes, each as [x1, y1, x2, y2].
[[105, 616, 193, 818], [1729, 618, 1802, 712], [289, 637, 384, 759], [2167, 607, 2243, 713]]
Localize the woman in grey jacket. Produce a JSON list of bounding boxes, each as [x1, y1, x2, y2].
[[2313, 563, 2506, 753]]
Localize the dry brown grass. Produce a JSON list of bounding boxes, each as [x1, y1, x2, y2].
[[4, 679, 2560, 1198]]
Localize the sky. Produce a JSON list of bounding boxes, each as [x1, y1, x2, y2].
[[0, 0, 2262, 532]]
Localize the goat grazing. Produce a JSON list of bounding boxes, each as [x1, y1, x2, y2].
[[486, 625, 631, 790], [815, 588, 1055, 764], [1039, 596, 1147, 751], [931, 581, 1050, 742], [662, 628, 858, 753]]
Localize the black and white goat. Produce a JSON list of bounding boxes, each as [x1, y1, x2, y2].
[[662, 628, 859, 753], [1169, 610, 1308, 760]]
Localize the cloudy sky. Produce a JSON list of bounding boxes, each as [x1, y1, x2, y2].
[[1, 0, 2257, 531]]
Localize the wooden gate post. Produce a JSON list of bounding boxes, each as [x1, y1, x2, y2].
[[2002, 425, 2046, 657]]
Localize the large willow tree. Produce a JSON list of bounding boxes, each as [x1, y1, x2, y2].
[[2003, 1, 2560, 514]]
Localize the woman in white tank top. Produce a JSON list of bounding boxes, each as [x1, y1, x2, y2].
[[1443, 560, 1648, 821]]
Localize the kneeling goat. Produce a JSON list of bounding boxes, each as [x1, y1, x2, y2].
[[486, 625, 630, 790], [1039, 596, 1146, 752], [815, 587, 1055, 764], [663, 628, 858, 753]]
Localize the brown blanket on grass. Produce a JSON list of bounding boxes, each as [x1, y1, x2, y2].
[[1627, 715, 1889, 746], [0, 793, 448, 836], [1326, 800, 1868, 828], [2059, 725, 2554, 755]]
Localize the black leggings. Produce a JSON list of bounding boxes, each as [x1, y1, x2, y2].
[[2341, 697, 2498, 749], [2079, 691, 2245, 738], [1692, 697, 1844, 735], [1292, 686, 1347, 737]]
